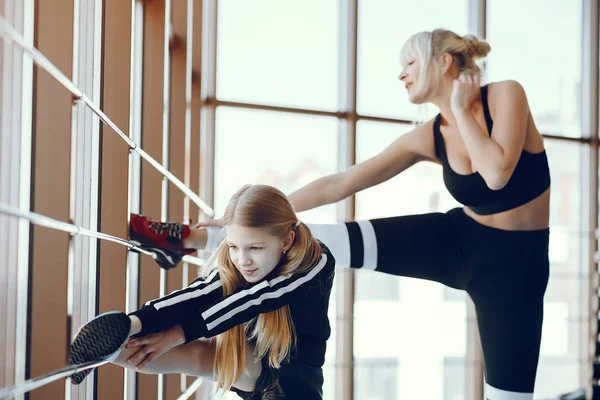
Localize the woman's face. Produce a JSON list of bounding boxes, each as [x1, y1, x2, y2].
[[399, 54, 427, 104]]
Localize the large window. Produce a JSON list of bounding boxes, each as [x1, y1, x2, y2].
[[354, 120, 467, 400], [1, 1, 595, 400], [535, 140, 588, 398], [214, 107, 339, 221], [486, 2, 587, 395], [355, 0, 471, 396], [354, 359, 399, 400], [486, 0, 582, 138], [357, 0, 468, 121], [217, 0, 339, 111]]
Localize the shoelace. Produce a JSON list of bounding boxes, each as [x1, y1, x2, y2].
[[148, 221, 185, 240]]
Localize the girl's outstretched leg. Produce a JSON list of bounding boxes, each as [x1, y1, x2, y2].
[[112, 338, 262, 393], [69, 312, 133, 384], [70, 313, 261, 392]]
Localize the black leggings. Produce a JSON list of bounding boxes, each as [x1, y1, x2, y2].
[[308, 207, 549, 399], [231, 358, 324, 400]]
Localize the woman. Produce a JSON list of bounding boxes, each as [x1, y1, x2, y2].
[[284, 29, 551, 399]]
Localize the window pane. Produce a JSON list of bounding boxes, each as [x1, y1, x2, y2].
[[542, 277, 587, 355], [486, 0, 582, 137], [354, 120, 466, 400], [357, 0, 468, 121], [217, 0, 339, 111], [534, 362, 587, 400], [545, 140, 583, 272], [355, 120, 461, 218], [444, 359, 479, 400], [214, 107, 339, 221], [354, 359, 398, 400], [536, 140, 587, 398]]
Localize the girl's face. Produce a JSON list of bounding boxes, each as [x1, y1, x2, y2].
[[225, 224, 293, 283]]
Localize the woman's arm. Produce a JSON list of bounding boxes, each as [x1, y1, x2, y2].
[[288, 122, 436, 212], [453, 79, 529, 190]]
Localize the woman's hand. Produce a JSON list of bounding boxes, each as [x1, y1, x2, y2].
[[125, 325, 186, 370], [451, 73, 481, 113]]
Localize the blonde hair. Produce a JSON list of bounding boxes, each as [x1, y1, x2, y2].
[[210, 184, 322, 390], [400, 29, 491, 101]]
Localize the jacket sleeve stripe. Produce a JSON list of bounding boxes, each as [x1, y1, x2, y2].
[[204, 254, 329, 331]]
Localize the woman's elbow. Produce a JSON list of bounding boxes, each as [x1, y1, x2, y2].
[[484, 170, 511, 191]]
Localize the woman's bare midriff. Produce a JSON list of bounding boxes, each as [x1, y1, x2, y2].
[[463, 187, 550, 231]]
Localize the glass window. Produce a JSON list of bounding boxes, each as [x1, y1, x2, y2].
[[217, 0, 339, 111], [534, 140, 587, 398], [443, 358, 474, 400], [354, 359, 398, 400], [357, 0, 469, 121], [486, 0, 582, 137], [0, 38, 4, 139], [545, 140, 583, 272], [214, 107, 339, 222], [355, 270, 399, 302], [355, 120, 462, 217], [354, 120, 467, 400]]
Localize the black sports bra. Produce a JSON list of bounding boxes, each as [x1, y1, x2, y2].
[[433, 85, 551, 215]]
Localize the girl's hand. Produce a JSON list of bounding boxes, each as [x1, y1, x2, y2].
[[124, 325, 186, 370], [451, 73, 480, 113]]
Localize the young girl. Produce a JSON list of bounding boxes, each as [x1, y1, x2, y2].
[[69, 184, 335, 399]]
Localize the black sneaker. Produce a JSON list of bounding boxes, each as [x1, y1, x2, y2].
[[68, 311, 132, 385]]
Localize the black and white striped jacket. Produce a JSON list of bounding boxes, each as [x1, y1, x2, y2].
[[131, 242, 335, 367]]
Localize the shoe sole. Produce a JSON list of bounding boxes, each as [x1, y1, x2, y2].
[[69, 311, 132, 385]]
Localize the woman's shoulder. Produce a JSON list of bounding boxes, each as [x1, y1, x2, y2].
[[410, 118, 436, 132], [486, 80, 527, 99], [485, 80, 529, 115]]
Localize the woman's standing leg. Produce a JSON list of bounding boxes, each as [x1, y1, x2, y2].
[[466, 230, 549, 399]]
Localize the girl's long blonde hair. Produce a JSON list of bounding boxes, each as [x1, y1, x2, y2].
[[210, 184, 322, 390]]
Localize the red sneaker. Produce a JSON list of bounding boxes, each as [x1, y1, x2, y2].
[[129, 214, 196, 270]]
